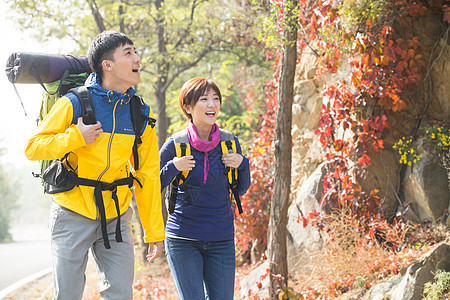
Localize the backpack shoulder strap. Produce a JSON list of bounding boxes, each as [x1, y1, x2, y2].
[[219, 128, 234, 142], [172, 129, 190, 145], [219, 129, 243, 214], [172, 129, 191, 184], [129, 95, 156, 171], [166, 129, 190, 215], [219, 129, 237, 155], [69, 86, 96, 125]]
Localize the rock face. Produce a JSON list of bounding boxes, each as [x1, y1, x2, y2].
[[239, 261, 270, 299], [241, 7, 450, 298], [286, 10, 450, 272], [402, 139, 450, 223], [286, 162, 326, 272], [363, 244, 450, 300]]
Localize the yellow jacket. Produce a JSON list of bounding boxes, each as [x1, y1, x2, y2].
[[24, 74, 164, 243]]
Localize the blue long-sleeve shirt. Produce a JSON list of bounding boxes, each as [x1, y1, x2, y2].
[[160, 133, 251, 241]]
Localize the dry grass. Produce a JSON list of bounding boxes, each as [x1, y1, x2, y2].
[[289, 208, 450, 298]]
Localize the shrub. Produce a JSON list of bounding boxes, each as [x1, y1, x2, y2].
[[423, 269, 450, 300]]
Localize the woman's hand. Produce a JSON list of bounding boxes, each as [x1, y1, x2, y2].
[[222, 153, 243, 169], [173, 155, 195, 171]]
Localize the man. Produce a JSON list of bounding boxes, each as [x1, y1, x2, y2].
[[24, 31, 164, 299]]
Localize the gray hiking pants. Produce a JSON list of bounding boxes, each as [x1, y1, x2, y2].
[[50, 201, 134, 300]]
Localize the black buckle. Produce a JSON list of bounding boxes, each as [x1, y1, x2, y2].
[[148, 117, 156, 128], [100, 182, 116, 191], [180, 143, 187, 156]]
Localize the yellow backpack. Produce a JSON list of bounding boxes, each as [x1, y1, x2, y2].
[[166, 129, 243, 214]]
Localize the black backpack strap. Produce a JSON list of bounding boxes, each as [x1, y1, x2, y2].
[[77, 176, 135, 249], [129, 95, 156, 171], [220, 129, 243, 214], [69, 86, 96, 125], [224, 140, 243, 214], [167, 141, 189, 214]]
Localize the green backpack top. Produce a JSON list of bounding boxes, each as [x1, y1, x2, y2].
[[38, 70, 91, 176], [5, 52, 92, 177]]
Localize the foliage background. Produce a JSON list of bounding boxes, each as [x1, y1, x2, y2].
[[2, 0, 450, 298]]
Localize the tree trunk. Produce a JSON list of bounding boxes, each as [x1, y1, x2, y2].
[[155, 0, 169, 148], [267, 0, 298, 299], [156, 84, 168, 148]]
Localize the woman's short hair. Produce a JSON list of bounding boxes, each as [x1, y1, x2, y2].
[[178, 77, 222, 120]]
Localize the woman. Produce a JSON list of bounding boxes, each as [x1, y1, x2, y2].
[[159, 77, 251, 299]]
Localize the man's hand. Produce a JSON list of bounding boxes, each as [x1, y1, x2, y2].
[[77, 117, 103, 144], [173, 155, 195, 171], [146, 241, 164, 263]]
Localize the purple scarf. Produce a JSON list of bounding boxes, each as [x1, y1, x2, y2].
[[187, 121, 220, 184]]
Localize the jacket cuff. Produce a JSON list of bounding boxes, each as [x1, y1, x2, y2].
[[238, 155, 249, 171]]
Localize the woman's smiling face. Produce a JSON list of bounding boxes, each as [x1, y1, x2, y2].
[[184, 88, 221, 130]]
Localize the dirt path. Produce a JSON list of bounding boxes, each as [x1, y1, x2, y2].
[[3, 251, 177, 300]]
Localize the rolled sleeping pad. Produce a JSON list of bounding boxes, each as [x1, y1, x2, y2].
[[5, 52, 90, 84]]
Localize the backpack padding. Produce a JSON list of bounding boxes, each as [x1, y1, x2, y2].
[[130, 96, 146, 170], [172, 129, 191, 184], [172, 129, 189, 143], [168, 128, 244, 214], [69, 86, 96, 125], [129, 95, 157, 171], [219, 129, 234, 141]]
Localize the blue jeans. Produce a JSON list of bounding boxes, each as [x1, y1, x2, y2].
[[165, 237, 236, 300]]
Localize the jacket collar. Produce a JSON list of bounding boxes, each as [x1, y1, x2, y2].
[[85, 73, 136, 104]]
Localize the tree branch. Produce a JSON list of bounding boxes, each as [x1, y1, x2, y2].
[[87, 0, 106, 33], [170, 0, 203, 51], [163, 46, 212, 91]]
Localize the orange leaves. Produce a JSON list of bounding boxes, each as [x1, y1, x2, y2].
[[235, 73, 278, 264], [256, 268, 269, 290], [333, 139, 345, 152], [445, 4, 450, 23], [300, 3, 431, 291], [358, 154, 371, 166], [381, 25, 394, 36], [380, 55, 390, 66], [406, 1, 428, 17], [309, 210, 320, 219], [297, 210, 321, 228], [133, 274, 177, 299], [350, 26, 424, 112], [370, 114, 390, 132], [350, 70, 361, 87]]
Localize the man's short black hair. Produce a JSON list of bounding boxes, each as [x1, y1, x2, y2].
[[87, 31, 134, 82]]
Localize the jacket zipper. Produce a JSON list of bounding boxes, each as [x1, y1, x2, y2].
[[95, 99, 120, 220], [97, 99, 120, 181]]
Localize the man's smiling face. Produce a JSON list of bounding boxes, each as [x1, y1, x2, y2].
[[105, 43, 141, 93]]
